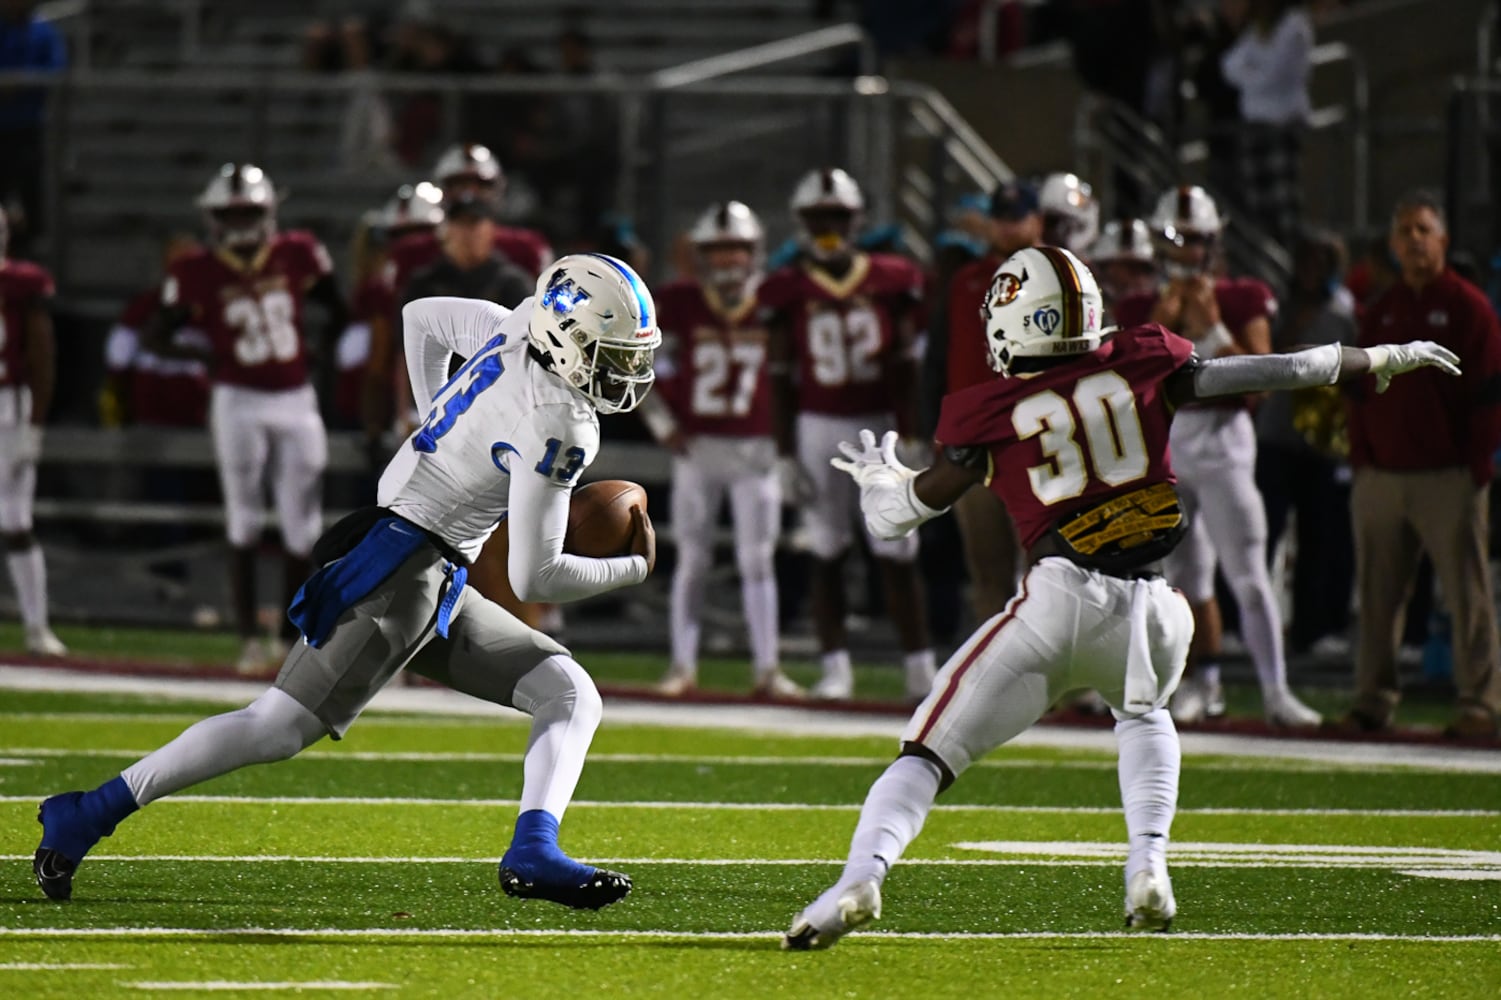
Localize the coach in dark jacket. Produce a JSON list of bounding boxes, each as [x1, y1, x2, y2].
[[1343, 191, 1501, 739]]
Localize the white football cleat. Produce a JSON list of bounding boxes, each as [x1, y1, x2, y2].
[[1265, 689, 1322, 729], [903, 661, 936, 701], [656, 664, 697, 697], [1202, 676, 1227, 718], [1124, 868, 1176, 932], [810, 674, 854, 701], [235, 637, 269, 675], [782, 878, 882, 950], [752, 669, 806, 700], [1169, 677, 1207, 725], [25, 627, 67, 658]]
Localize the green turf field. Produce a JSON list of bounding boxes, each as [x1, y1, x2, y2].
[[2, 686, 1498, 998]]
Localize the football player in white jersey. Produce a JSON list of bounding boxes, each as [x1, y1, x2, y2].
[[33, 255, 660, 912]]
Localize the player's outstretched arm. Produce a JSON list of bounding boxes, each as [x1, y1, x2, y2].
[[1164, 341, 1461, 409], [401, 297, 512, 409]]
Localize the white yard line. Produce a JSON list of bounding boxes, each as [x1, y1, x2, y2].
[[123, 981, 397, 992], [0, 927, 1496, 944], [0, 794, 1492, 817], [4, 664, 1500, 773], [0, 963, 131, 971]]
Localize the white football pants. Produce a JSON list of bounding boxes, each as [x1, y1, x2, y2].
[[797, 412, 918, 562], [210, 383, 327, 556]]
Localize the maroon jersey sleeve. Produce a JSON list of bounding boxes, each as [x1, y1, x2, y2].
[[493, 227, 551, 279], [279, 231, 335, 290], [118, 289, 157, 331], [1111, 290, 1157, 329], [353, 274, 394, 323], [1217, 277, 1276, 340]]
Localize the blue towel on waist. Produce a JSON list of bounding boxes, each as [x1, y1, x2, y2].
[[288, 517, 466, 648]]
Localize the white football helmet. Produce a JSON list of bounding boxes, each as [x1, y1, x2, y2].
[[197, 163, 278, 251], [1090, 218, 1155, 265], [982, 246, 1108, 377], [529, 253, 662, 414], [689, 201, 764, 293], [790, 168, 864, 260], [434, 143, 502, 187], [1150, 185, 1223, 278], [378, 182, 445, 237], [1039, 172, 1100, 253]]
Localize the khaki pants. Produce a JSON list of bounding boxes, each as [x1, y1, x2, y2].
[[1351, 467, 1500, 718], [953, 484, 1020, 623]]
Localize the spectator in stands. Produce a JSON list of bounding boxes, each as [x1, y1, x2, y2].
[[388, 19, 485, 168], [301, 17, 397, 173], [530, 27, 618, 242], [1220, 0, 1313, 249], [1343, 191, 1501, 739], [1254, 230, 1356, 654], [1180, 0, 1246, 199], [0, 0, 68, 255]]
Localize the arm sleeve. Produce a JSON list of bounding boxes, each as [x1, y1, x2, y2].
[[401, 297, 512, 410], [504, 411, 649, 603], [1190, 343, 1342, 398]]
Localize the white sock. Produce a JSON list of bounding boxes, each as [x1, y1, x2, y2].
[[742, 574, 779, 676], [7, 546, 48, 632], [1233, 578, 1288, 696], [1115, 709, 1180, 885], [669, 548, 708, 677], [511, 655, 603, 822], [841, 755, 943, 885], [1199, 663, 1222, 688], [820, 650, 853, 684], [122, 689, 325, 806], [903, 649, 936, 694]]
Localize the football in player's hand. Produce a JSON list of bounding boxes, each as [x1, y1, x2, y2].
[[564, 480, 648, 557]]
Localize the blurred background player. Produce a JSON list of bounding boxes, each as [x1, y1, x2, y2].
[[935, 180, 1041, 625], [1114, 185, 1321, 728], [1089, 218, 1158, 320], [347, 182, 444, 441], [1038, 172, 1100, 255], [643, 201, 801, 699], [385, 143, 553, 296], [761, 168, 935, 701], [151, 164, 347, 674], [0, 204, 63, 655]]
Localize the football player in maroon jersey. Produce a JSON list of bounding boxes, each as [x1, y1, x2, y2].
[[0, 205, 64, 656], [1113, 185, 1321, 728], [149, 164, 348, 674], [761, 168, 936, 701], [639, 201, 803, 700], [782, 246, 1459, 949], [385, 143, 553, 296]]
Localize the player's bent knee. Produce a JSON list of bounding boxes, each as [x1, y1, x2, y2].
[[734, 545, 775, 582], [513, 655, 603, 730], [244, 688, 326, 762], [899, 741, 957, 793]]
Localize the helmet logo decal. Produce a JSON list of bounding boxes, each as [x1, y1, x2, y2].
[[541, 271, 592, 316], [992, 272, 1023, 306], [1031, 306, 1062, 336]]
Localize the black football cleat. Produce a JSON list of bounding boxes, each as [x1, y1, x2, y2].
[[33, 846, 78, 901], [498, 864, 632, 910]]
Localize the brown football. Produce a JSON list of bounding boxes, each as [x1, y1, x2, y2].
[[564, 480, 647, 557]]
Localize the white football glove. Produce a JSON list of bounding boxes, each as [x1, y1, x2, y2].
[[776, 454, 818, 506], [1366, 340, 1461, 393], [830, 429, 944, 540]]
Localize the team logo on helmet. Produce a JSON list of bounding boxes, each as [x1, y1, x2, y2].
[[993, 272, 1023, 306], [1031, 306, 1062, 335], [540, 272, 592, 317]]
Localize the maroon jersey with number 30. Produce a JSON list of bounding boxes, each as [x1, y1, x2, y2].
[[758, 252, 922, 418], [935, 323, 1195, 547], [0, 259, 53, 389], [654, 279, 772, 438], [162, 231, 333, 390]]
